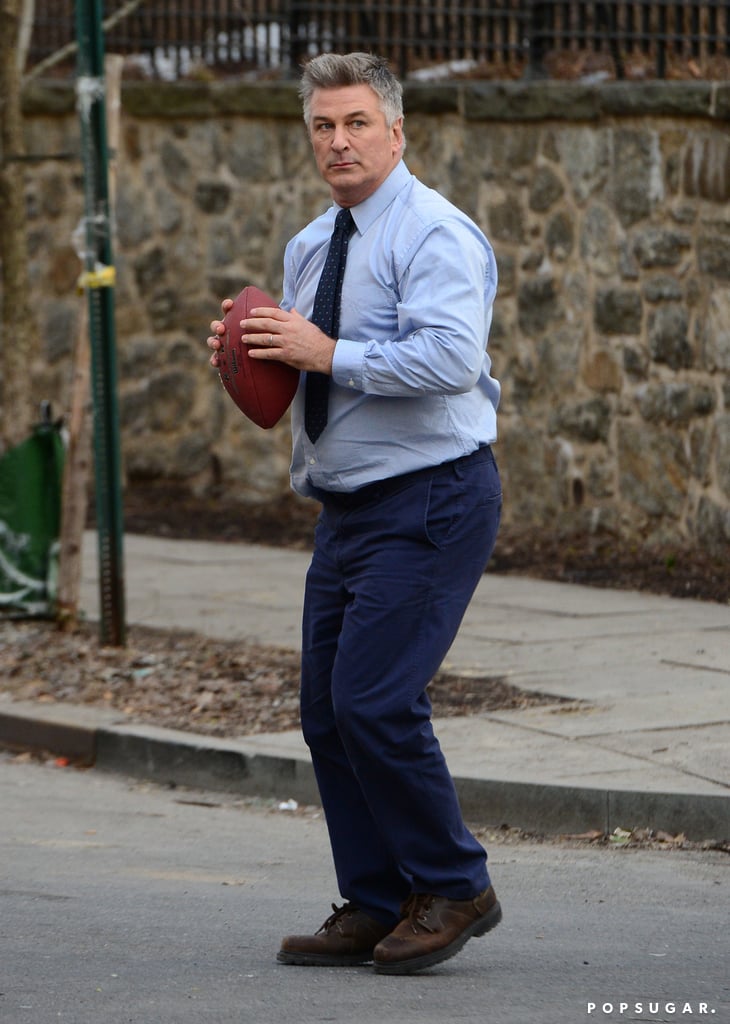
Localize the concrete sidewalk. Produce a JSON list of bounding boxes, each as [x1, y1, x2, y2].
[[1, 531, 728, 839]]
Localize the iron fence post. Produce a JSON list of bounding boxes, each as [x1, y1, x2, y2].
[[525, 0, 550, 79], [75, 0, 126, 646]]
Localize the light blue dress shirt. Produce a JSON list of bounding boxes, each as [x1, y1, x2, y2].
[[282, 159, 500, 497]]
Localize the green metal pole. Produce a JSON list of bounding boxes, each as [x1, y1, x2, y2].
[[75, 0, 126, 645]]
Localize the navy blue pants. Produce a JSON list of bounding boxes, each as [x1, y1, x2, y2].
[[300, 445, 502, 927]]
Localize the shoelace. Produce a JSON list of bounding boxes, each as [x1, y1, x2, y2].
[[317, 902, 358, 935], [401, 894, 437, 934]]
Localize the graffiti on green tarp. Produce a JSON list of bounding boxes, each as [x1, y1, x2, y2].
[[0, 418, 65, 618]]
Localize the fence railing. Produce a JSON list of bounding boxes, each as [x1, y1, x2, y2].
[[529, 1, 730, 79], [288, 1, 530, 77], [28, 1, 730, 81]]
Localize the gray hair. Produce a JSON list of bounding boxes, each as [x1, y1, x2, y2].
[[298, 52, 404, 130]]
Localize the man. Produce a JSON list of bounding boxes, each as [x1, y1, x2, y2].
[[208, 52, 502, 975]]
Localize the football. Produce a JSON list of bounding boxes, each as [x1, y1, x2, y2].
[[217, 285, 300, 429]]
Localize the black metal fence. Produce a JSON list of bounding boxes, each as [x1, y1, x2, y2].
[[529, 1, 730, 79], [28, 1, 730, 81]]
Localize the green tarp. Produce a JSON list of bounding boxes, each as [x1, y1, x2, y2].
[[0, 419, 65, 618]]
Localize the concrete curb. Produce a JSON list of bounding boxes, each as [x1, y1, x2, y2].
[[1, 700, 727, 840]]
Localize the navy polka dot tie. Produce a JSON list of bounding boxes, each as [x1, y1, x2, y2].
[[305, 207, 355, 443]]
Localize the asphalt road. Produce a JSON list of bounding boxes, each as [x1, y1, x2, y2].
[[2, 753, 728, 1024]]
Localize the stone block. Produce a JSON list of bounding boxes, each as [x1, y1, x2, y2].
[[47, 245, 80, 294], [549, 397, 612, 443], [622, 343, 649, 379], [488, 193, 525, 243], [43, 301, 77, 363], [462, 82, 601, 122], [600, 81, 712, 118], [583, 350, 622, 393], [581, 204, 618, 275], [529, 164, 564, 212], [147, 371, 197, 431], [594, 288, 643, 335], [683, 134, 730, 202], [612, 129, 663, 226], [618, 422, 688, 518], [695, 498, 730, 555], [553, 127, 610, 203], [146, 287, 179, 331], [698, 289, 730, 372], [632, 227, 691, 268], [116, 182, 154, 248], [545, 210, 574, 259], [133, 245, 168, 293], [642, 275, 683, 303], [517, 276, 559, 336], [648, 305, 692, 369], [159, 136, 193, 193], [716, 415, 730, 497], [194, 180, 232, 214], [637, 382, 714, 426], [697, 234, 730, 280]]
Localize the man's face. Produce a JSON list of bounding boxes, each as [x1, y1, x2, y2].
[[308, 84, 403, 208]]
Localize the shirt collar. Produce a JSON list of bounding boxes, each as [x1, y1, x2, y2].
[[342, 160, 411, 236]]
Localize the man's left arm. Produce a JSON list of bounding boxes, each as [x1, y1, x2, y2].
[[332, 220, 497, 396]]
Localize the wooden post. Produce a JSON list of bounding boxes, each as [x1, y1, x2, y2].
[[0, 0, 35, 451]]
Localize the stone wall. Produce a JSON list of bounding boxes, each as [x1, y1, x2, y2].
[[16, 79, 730, 553]]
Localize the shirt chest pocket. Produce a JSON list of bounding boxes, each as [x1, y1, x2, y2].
[[340, 254, 401, 342]]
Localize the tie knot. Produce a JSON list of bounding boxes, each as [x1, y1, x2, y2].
[[335, 207, 354, 236]]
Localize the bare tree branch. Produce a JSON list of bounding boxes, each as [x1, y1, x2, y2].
[[22, 0, 146, 83], [16, 0, 35, 71]]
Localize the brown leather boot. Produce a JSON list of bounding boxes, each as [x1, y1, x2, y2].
[[373, 886, 502, 974], [277, 902, 393, 966]]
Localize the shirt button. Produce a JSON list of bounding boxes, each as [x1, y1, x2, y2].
[[347, 378, 355, 387], [309, 457, 316, 465]]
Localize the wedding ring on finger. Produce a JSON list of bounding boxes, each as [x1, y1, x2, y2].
[[268, 334, 274, 346]]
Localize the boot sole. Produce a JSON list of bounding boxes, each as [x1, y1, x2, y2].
[[277, 949, 375, 967], [373, 900, 502, 975]]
